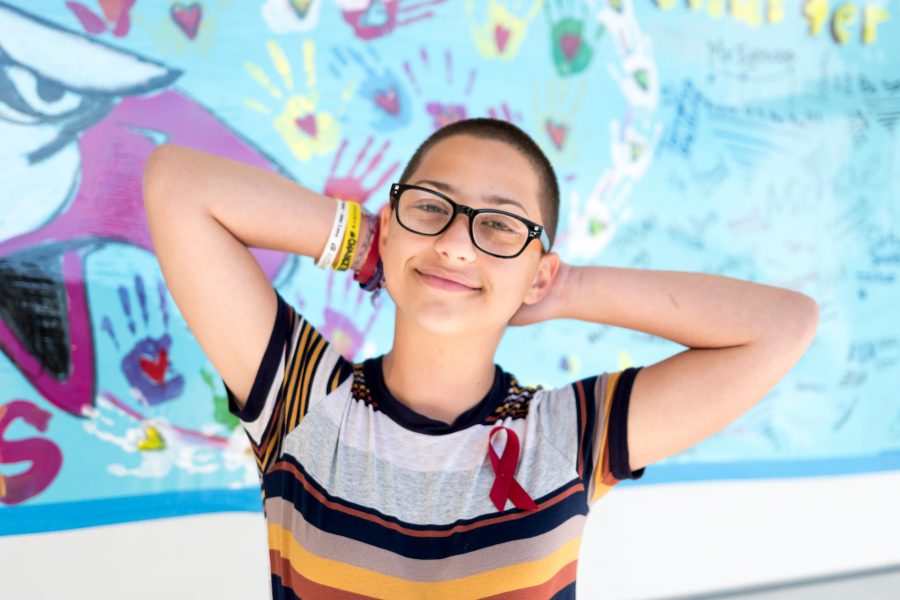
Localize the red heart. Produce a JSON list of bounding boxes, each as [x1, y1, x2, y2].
[[171, 3, 202, 40], [560, 33, 581, 61], [545, 120, 568, 150], [373, 88, 399, 115], [494, 24, 511, 53], [140, 348, 169, 384], [294, 114, 318, 138]]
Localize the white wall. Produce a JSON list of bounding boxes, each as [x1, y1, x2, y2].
[[2, 471, 898, 599]]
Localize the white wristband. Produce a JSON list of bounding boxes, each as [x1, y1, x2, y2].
[[315, 200, 347, 269]]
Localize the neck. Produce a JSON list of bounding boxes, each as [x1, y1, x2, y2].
[[382, 309, 504, 426]]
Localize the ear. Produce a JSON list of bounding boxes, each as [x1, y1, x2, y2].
[[378, 203, 391, 254], [522, 251, 561, 305]]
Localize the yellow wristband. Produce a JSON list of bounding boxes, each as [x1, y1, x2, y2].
[[333, 201, 362, 271]]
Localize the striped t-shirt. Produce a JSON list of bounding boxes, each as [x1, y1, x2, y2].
[[225, 290, 645, 599]]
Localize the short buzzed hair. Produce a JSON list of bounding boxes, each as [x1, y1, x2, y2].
[[398, 118, 559, 249]]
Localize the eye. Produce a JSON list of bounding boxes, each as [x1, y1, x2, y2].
[[0, 65, 84, 121], [412, 201, 449, 214], [483, 219, 514, 232]]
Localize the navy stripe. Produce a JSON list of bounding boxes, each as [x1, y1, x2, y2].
[[270, 575, 299, 600], [226, 289, 291, 422], [608, 367, 646, 481], [264, 454, 588, 560], [573, 375, 598, 489]]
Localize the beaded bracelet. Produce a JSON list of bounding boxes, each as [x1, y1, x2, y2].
[[315, 200, 347, 269], [353, 214, 380, 284]]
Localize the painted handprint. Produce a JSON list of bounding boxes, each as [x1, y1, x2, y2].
[[403, 47, 478, 130], [329, 45, 413, 132], [599, 0, 659, 109], [465, 0, 544, 61], [245, 39, 341, 162], [100, 275, 185, 407], [545, 0, 603, 77], [334, 0, 446, 41], [531, 77, 588, 166]]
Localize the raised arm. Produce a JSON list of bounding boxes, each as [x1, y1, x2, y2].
[[142, 144, 367, 410], [511, 262, 819, 472]]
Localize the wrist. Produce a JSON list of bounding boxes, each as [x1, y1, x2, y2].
[[554, 263, 580, 320], [350, 210, 374, 272]]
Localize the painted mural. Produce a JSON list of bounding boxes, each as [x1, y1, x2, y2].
[[0, 0, 897, 535]]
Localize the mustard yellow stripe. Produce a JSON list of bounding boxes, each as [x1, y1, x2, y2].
[[268, 523, 581, 599], [590, 371, 622, 505], [328, 363, 344, 393], [284, 322, 314, 435], [286, 322, 311, 414]]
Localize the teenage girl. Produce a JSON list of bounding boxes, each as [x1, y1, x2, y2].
[[144, 118, 818, 599]]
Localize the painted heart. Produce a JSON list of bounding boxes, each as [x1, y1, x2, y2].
[[139, 347, 169, 384], [295, 114, 318, 138], [288, 0, 313, 19], [545, 120, 568, 150], [494, 24, 511, 53], [171, 2, 202, 40], [373, 87, 399, 115], [560, 33, 581, 61], [137, 424, 166, 451], [358, 0, 389, 28], [634, 69, 649, 91]]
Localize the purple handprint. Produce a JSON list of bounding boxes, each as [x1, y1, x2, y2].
[[103, 275, 185, 407]]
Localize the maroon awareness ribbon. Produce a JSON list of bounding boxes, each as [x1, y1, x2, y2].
[[487, 426, 538, 512]]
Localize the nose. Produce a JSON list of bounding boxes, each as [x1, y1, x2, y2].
[[433, 212, 477, 261]]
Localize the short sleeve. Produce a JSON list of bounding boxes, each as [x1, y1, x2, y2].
[[573, 367, 645, 509], [223, 289, 352, 475]]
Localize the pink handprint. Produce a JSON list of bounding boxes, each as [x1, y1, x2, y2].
[[322, 136, 399, 206], [336, 0, 446, 42]]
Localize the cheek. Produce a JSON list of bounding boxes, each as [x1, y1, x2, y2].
[[488, 270, 534, 311]]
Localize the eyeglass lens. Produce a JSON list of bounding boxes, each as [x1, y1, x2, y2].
[[397, 187, 529, 257]]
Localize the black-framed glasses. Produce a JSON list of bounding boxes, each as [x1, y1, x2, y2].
[[389, 183, 551, 259]]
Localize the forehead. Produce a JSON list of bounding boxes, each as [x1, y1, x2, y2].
[[410, 134, 542, 218]]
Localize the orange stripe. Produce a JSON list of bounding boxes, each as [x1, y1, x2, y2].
[[590, 371, 622, 504]]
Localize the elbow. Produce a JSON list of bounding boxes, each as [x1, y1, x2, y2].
[[142, 144, 181, 212], [784, 292, 820, 351]]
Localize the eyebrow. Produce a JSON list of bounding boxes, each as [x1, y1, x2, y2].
[[412, 179, 531, 217]]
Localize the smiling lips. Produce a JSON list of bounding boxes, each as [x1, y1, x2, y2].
[[416, 268, 481, 292]]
